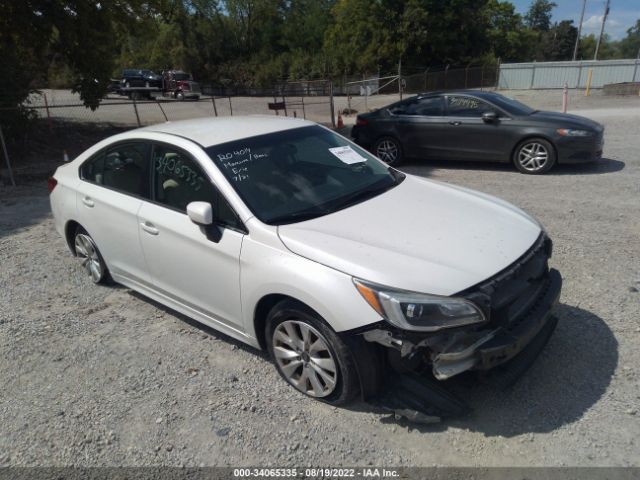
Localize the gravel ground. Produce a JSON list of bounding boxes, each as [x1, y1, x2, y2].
[[0, 95, 639, 468]]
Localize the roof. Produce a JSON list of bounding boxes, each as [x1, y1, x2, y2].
[[417, 90, 501, 99], [139, 115, 316, 147]]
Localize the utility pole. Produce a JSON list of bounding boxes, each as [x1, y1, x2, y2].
[[594, 0, 611, 61], [573, 0, 587, 61]]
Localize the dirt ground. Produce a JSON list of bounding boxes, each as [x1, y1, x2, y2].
[[0, 92, 639, 468]]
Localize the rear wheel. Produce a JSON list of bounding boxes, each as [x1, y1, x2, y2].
[[513, 138, 556, 174], [74, 227, 108, 284], [373, 136, 403, 166], [266, 300, 359, 405]]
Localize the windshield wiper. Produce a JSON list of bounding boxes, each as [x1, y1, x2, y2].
[[326, 180, 394, 212], [267, 207, 332, 225]]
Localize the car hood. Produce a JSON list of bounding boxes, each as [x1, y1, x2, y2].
[[528, 110, 603, 131], [277, 175, 542, 296]]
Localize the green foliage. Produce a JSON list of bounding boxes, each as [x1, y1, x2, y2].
[[619, 20, 640, 59], [541, 20, 578, 61], [524, 0, 557, 32]]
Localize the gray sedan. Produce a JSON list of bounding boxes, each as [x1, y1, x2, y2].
[[351, 91, 604, 174]]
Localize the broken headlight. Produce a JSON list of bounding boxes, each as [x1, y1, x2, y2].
[[354, 278, 486, 332]]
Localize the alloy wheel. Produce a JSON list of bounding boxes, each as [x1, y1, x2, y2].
[[272, 320, 338, 398], [376, 139, 399, 164], [517, 142, 549, 172], [74, 234, 104, 283]]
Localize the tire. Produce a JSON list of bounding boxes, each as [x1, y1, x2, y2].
[[73, 227, 109, 284], [266, 300, 360, 405], [373, 136, 403, 166], [513, 138, 556, 174]]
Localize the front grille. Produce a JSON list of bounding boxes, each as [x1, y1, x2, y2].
[[461, 234, 552, 328]]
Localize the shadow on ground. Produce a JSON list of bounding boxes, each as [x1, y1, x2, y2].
[[126, 287, 618, 437], [401, 157, 625, 176], [0, 188, 51, 239], [375, 304, 617, 436]]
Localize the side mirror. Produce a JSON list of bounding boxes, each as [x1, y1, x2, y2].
[[482, 111, 498, 123], [187, 201, 213, 226]]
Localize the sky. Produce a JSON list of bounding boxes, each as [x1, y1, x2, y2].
[[512, 0, 640, 40]]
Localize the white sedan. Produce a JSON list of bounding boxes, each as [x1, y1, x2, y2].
[[49, 116, 562, 405]]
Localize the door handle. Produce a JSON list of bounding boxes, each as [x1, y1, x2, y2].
[[140, 221, 159, 235], [82, 196, 94, 208], [449, 121, 461, 126]]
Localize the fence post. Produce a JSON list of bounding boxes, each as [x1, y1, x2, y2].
[[0, 126, 16, 186], [530, 61, 536, 89], [398, 57, 403, 101], [632, 54, 639, 83], [577, 62, 584, 89], [444, 64, 450, 89], [424, 67, 430, 91], [132, 97, 141, 127], [301, 97, 306, 119], [43, 93, 53, 133], [495, 58, 501, 90], [480, 65, 485, 91], [156, 100, 168, 122], [211, 96, 218, 117], [329, 81, 336, 128], [464, 63, 470, 89], [228, 96, 233, 116]]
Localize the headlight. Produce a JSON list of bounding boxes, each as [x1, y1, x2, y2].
[[353, 279, 486, 332], [557, 128, 592, 137]]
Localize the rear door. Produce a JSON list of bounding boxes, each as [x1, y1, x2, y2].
[[137, 142, 245, 330], [442, 95, 512, 161], [389, 96, 449, 159], [76, 141, 152, 284]]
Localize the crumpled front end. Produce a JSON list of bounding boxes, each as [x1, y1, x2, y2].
[[360, 233, 561, 381]]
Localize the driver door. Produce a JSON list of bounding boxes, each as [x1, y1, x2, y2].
[[137, 142, 246, 331]]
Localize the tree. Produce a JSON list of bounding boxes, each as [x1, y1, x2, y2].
[[619, 19, 640, 59], [541, 20, 578, 61], [483, 0, 537, 62], [524, 0, 557, 32]]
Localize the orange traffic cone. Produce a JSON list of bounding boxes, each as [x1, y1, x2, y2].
[[337, 114, 344, 128]]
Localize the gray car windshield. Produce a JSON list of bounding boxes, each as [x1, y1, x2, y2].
[[488, 94, 536, 116], [206, 126, 402, 225]]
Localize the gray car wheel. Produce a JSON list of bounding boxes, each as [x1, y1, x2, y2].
[[74, 228, 108, 284], [373, 137, 403, 166], [514, 138, 556, 174], [266, 300, 360, 405]]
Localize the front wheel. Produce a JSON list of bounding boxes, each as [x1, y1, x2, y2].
[[74, 227, 108, 284], [513, 138, 556, 174], [373, 137, 403, 166], [266, 300, 360, 405]]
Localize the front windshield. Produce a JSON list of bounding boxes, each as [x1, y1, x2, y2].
[[488, 94, 535, 116], [206, 126, 402, 225]]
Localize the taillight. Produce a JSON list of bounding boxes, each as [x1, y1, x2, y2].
[[356, 118, 368, 126], [47, 177, 58, 193]]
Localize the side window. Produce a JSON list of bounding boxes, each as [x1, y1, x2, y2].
[[80, 143, 150, 198], [388, 99, 417, 115], [413, 97, 443, 116], [152, 144, 243, 230], [446, 96, 494, 117]]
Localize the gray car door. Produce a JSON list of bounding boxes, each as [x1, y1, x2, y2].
[[389, 96, 449, 159], [442, 95, 513, 162]]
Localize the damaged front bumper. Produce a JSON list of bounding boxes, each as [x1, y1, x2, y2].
[[431, 268, 561, 379], [361, 234, 562, 382]]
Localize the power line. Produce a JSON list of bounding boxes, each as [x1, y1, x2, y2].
[[573, 0, 587, 61], [594, 0, 611, 60]]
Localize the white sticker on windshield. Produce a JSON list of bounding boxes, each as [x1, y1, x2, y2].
[[328, 146, 367, 164]]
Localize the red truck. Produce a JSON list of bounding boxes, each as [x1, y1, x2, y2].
[[118, 69, 201, 101]]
